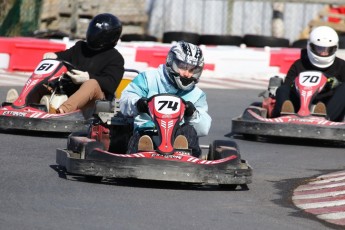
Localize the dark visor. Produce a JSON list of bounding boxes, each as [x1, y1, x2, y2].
[[310, 43, 337, 57]]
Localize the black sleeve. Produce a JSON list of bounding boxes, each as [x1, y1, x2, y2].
[[283, 61, 299, 86], [55, 42, 80, 62], [92, 52, 125, 96], [336, 58, 345, 82]]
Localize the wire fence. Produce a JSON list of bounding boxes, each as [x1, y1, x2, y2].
[[1, 0, 344, 44], [147, 0, 342, 43]]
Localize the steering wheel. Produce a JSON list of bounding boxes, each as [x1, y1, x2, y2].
[[59, 60, 77, 72], [53, 59, 78, 84]]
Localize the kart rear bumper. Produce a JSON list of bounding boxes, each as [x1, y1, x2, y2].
[[56, 148, 253, 185]]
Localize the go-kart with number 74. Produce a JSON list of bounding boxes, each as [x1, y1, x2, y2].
[[56, 94, 253, 189]]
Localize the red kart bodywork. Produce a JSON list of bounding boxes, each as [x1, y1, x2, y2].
[[232, 71, 345, 141], [0, 59, 95, 133], [56, 94, 252, 187]]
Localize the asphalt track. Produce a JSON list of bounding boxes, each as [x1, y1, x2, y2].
[[1, 81, 345, 229]]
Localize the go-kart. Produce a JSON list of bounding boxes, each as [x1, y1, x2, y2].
[[56, 94, 252, 188], [0, 59, 134, 133], [231, 71, 345, 141]]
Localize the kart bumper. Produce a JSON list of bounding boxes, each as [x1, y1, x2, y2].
[[232, 116, 345, 141], [0, 115, 90, 133], [56, 148, 252, 185]]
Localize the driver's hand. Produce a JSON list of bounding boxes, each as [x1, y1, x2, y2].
[[43, 52, 57, 59], [184, 101, 196, 118], [136, 98, 149, 114], [328, 77, 340, 89], [66, 69, 90, 84]]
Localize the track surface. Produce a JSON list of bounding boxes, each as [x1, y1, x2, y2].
[[1, 86, 345, 230]]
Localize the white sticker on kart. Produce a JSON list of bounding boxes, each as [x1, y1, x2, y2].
[[154, 95, 181, 114], [298, 71, 322, 87], [34, 59, 60, 74]]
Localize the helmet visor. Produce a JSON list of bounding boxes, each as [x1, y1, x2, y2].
[[172, 59, 203, 75], [310, 43, 337, 57]]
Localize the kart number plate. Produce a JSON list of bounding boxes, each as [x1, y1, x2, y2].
[[154, 95, 181, 114], [298, 71, 322, 87], [34, 59, 60, 75]]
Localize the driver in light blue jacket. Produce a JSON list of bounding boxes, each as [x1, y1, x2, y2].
[[120, 41, 212, 157]]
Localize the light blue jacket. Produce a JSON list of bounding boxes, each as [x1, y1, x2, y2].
[[119, 64, 212, 136]]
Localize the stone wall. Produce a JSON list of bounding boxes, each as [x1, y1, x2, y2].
[[39, 0, 148, 38]]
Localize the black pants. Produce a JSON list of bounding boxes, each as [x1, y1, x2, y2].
[[127, 124, 201, 157], [272, 84, 345, 121]]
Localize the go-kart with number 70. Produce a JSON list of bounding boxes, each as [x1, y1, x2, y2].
[[231, 71, 345, 141], [56, 94, 253, 189]]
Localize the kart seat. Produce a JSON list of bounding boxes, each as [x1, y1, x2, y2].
[[115, 78, 132, 99]]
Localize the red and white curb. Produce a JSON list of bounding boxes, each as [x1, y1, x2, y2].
[[293, 171, 345, 226]]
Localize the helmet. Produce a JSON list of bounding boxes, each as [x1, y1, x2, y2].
[[166, 41, 204, 91], [307, 26, 338, 68], [86, 13, 122, 50]]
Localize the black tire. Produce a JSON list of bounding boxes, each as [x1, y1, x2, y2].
[[242, 134, 257, 141], [85, 175, 103, 183], [250, 102, 262, 107], [291, 39, 308, 48], [207, 140, 240, 160], [162, 31, 200, 44], [243, 34, 290, 48], [121, 33, 158, 42], [198, 35, 243, 46]]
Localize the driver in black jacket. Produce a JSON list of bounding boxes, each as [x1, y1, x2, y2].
[[43, 13, 124, 114], [272, 26, 345, 121]]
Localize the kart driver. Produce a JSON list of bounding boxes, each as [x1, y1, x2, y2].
[[119, 41, 212, 157], [272, 26, 345, 121], [42, 13, 124, 113]]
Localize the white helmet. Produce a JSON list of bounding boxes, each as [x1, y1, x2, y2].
[[166, 41, 204, 91], [307, 26, 339, 68]]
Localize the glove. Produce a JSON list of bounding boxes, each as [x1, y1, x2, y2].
[[136, 98, 149, 113], [328, 77, 340, 89], [184, 101, 196, 117], [66, 69, 90, 84], [43, 52, 57, 59]]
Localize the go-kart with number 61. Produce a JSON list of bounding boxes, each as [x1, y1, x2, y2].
[[0, 59, 134, 134], [231, 71, 345, 141], [56, 94, 253, 189]]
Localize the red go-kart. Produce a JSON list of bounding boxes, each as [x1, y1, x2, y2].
[[231, 71, 345, 141], [56, 94, 252, 188], [0, 59, 134, 134]]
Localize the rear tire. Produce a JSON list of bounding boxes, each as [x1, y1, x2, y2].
[[85, 175, 103, 183], [207, 140, 240, 160]]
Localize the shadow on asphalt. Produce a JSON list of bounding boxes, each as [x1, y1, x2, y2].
[[0, 128, 69, 138], [226, 132, 345, 149]]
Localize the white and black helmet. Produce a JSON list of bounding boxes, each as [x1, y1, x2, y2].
[[307, 26, 339, 68], [166, 41, 204, 91]]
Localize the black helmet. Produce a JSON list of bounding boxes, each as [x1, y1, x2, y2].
[[86, 13, 122, 50]]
